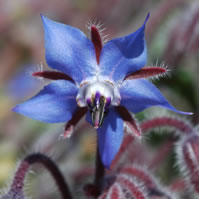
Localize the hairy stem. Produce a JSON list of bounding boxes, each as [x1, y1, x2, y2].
[[94, 143, 105, 196], [141, 116, 193, 134], [24, 153, 73, 199]]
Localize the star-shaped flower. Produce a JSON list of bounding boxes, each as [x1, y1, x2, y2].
[[13, 13, 192, 168]]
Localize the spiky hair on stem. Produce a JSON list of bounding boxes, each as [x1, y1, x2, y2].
[[0, 153, 73, 199], [140, 114, 193, 136], [98, 174, 148, 199], [98, 164, 179, 199], [175, 132, 199, 197], [119, 165, 179, 199], [0, 160, 30, 199]]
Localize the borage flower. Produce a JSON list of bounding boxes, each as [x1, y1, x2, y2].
[[13, 13, 192, 168]]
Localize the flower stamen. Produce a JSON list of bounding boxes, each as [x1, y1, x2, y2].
[[88, 93, 111, 129]]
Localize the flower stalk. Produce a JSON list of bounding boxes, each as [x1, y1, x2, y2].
[[94, 142, 105, 196], [2, 153, 73, 199]]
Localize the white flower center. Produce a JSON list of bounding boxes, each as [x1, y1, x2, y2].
[[76, 78, 121, 128], [76, 78, 120, 107]]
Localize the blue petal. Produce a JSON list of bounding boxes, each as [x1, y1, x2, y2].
[[85, 111, 92, 125], [97, 108, 124, 169], [99, 13, 149, 83], [41, 15, 97, 84], [13, 80, 78, 123], [120, 79, 192, 115]]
